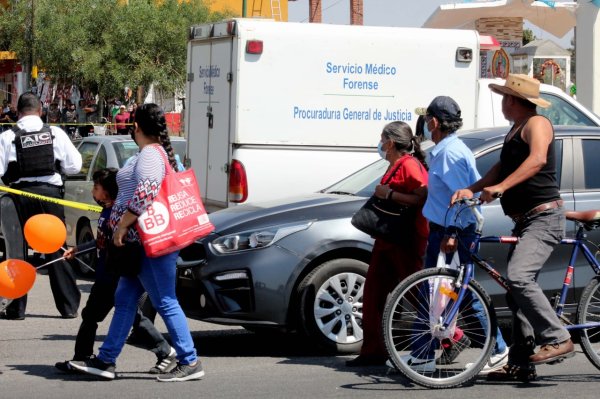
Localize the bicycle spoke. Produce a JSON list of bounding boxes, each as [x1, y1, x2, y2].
[[383, 268, 496, 388]]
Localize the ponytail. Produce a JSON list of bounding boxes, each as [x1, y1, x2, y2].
[[410, 136, 428, 171], [159, 131, 178, 171]]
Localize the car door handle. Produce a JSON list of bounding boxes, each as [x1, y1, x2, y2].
[[76, 188, 84, 194]]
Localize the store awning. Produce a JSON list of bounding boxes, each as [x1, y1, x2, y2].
[[480, 34, 501, 51], [423, 0, 577, 38], [0, 51, 17, 60]]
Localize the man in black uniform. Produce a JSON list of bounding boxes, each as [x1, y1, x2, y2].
[[0, 92, 82, 320]]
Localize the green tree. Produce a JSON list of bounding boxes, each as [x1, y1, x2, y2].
[[523, 28, 536, 46], [0, 0, 228, 101]]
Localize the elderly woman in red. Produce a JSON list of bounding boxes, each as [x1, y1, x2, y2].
[[347, 121, 429, 367]]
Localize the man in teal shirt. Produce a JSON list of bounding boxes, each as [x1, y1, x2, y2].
[[401, 96, 508, 374]]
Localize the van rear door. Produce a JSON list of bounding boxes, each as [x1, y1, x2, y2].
[[185, 24, 234, 211]]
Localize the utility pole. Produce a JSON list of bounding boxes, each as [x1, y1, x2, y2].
[[309, 0, 321, 22], [350, 0, 363, 25], [29, 0, 34, 90], [22, 0, 35, 92], [242, 0, 247, 17]]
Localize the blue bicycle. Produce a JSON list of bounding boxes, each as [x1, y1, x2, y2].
[[382, 198, 600, 388]]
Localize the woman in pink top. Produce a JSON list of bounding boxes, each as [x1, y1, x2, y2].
[[114, 105, 130, 135]]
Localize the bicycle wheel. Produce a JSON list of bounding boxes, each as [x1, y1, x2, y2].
[[577, 276, 600, 370], [383, 268, 496, 388]]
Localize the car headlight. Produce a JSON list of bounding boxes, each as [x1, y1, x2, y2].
[[210, 222, 312, 254]]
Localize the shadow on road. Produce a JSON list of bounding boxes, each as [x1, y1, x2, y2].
[[191, 328, 325, 357], [6, 363, 161, 381]]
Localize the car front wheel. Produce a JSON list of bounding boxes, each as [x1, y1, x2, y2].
[[299, 258, 368, 354]]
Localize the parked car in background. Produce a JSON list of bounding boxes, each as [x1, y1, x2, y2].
[[64, 135, 186, 274], [176, 126, 600, 354]]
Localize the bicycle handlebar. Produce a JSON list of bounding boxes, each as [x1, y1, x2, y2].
[[452, 197, 482, 207], [451, 197, 485, 234]]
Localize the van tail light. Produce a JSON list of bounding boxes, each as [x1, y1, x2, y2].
[[229, 160, 248, 203], [245, 40, 263, 54]]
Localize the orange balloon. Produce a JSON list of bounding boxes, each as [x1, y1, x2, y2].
[[0, 259, 36, 299], [24, 214, 67, 254]]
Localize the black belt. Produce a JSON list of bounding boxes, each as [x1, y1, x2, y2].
[[429, 222, 445, 232], [510, 200, 564, 224]]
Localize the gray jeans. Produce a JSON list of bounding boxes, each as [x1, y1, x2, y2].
[[506, 206, 571, 357]]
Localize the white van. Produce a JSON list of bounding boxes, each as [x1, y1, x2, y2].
[[185, 19, 600, 211]]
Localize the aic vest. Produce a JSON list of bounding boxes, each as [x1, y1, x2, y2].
[[2, 125, 59, 185]]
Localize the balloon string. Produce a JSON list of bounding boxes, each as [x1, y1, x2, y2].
[[35, 257, 67, 270], [34, 247, 96, 270], [71, 256, 95, 273], [62, 246, 96, 273]]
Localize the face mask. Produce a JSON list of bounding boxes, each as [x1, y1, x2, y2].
[[423, 120, 433, 141], [94, 197, 108, 208], [377, 140, 387, 159]]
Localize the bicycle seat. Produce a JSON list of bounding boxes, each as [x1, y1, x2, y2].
[[565, 210, 600, 230]]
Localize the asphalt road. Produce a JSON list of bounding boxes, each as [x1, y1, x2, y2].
[[2, 274, 600, 399]]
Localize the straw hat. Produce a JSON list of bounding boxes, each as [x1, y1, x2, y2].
[[488, 74, 551, 108]]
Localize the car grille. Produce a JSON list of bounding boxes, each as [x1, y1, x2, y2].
[[176, 241, 254, 317]]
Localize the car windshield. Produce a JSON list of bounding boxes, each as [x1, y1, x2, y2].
[[112, 141, 140, 168], [323, 141, 437, 197], [111, 139, 186, 168], [323, 160, 388, 197]]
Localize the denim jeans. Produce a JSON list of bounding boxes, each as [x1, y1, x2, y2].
[[411, 224, 507, 358], [74, 257, 171, 361], [98, 250, 197, 365]]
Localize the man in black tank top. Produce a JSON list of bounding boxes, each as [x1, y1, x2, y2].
[[452, 74, 573, 382]]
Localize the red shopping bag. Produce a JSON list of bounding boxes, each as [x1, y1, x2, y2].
[[136, 152, 214, 257]]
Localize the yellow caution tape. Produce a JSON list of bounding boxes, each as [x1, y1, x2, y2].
[[0, 185, 102, 213]]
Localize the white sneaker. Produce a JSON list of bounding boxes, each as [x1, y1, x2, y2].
[[399, 354, 436, 373], [465, 347, 509, 375]]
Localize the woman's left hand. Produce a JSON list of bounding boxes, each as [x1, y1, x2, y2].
[[113, 225, 128, 247], [375, 184, 391, 199]]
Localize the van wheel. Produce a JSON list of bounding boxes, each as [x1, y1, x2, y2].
[[298, 258, 368, 354], [75, 223, 96, 277]]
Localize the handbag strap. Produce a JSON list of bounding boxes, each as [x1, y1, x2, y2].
[[384, 155, 420, 184], [148, 143, 176, 176]]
